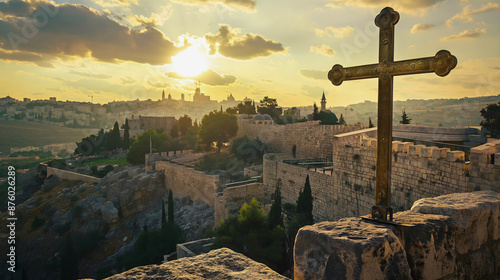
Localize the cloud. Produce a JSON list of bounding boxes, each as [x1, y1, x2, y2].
[[310, 44, 336, 56], [315, 26, 354, 38], [0, 49, 53, 67], [165, 70, 236, 86], [410, 23, 435, 34], [441, 28, 486, 41], [204, 24, 285, 60], [129, 4, 172, 27], [147, 80, 169, 88], [69, 70, 112, 79], [0, 0, 180, 65], [300, 69, 328, 80], [327, 0, 445, 16], [173, 0, 255, 10], [446, 2, 500, 26], [91, 0, 138, 8]]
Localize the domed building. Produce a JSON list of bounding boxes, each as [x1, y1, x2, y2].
[[252, 114, 273, 125]]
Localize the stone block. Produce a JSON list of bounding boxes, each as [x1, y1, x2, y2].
[[398, 142, 414, 153], [294, 218, 411, 280], [411, 191, 500, 254], [446, 151, 465, 162], [422, 146, 438, 158], [393, 211, 457, 279], [392, 141, 402, 152], [432, 148, 451, 159], [409, 145, 425, 157], [495, 153, 500, 166]]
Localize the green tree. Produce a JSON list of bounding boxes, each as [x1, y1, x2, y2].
[[400, 109, 412, 124], [296, 175, 314, 225], [480, 101, 500, 136], [231, 136, 265, 163], [269, 179, 283, 229], [198, 111, 238, 152], [178, 115, 192, 136], [170, 123, 179, 138], [225, 106, 238, 114], [312, 103, 320, 121], [161, 200, 166, 226], [168, 190, 174, 223], [369, 117, 374, 128], [126, 129, 165, 164], [238, 100, 257, 114], [339, 114, 346, 125], [257, 96, 282, 121], [292, 144, 297, 158], [123, 118, 130, 150], [106, 121, 121, 151], [212, 198, 285, 272]]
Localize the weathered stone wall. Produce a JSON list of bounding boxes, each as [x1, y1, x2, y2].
[[238, 120, 366, 160], [155, 161, 219, 206], [264, 131, 499, 221], [214, 183, 265, 226], [45, 165, 101, 183], [294, 191, 500, 280]]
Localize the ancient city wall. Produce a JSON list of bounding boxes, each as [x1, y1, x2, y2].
[[155, 161, 219, 206], [214, 182, 265, 226], [294, 191, 500, 280], [264, 130, 499, 222], [45, 165, 101, 184], [238, 120, 366, 160]]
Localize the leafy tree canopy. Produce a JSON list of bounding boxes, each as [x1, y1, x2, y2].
[[480, 101, 500, 136], [198, 111, 238, 152], [257, 96, 282, 121]]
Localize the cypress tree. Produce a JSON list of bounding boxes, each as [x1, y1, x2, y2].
[[161, 199, 166, 226], [269, 179, 283, 229], [168, 190, 174, 223], [400, 109, 412, 124], [296, 175, 314, 225]]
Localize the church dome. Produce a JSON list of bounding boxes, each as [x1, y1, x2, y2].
[[262, 114, 272, 120], [252, 114, 265, 120]]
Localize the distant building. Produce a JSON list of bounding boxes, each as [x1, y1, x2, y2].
[[227, 93, 235, 102], [49, 97, 57, 102], [193, 84, 210, 103], [23, 98, 31, 103], [284, 107, 301, 121], [162, 90, 165, 101], [181, 93, 185, 102], [252, 114, 273, 125]]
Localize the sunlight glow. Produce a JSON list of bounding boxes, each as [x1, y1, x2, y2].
[[171, 47, 208, 77]]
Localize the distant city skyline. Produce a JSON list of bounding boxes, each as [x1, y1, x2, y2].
[[0, 0, 499, 107]]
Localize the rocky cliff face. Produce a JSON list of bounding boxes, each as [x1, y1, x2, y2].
[[104, 248, 289, 280], [0, 165, 214, 280]]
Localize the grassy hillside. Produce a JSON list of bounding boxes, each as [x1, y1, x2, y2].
[[0, 120, 96, 154]]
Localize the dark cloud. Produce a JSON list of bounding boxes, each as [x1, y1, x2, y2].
[[329, 0, 444, 15], [165, 69, 236, 86], [441, 28, 486, 41], [205, 24, 285, 60], [174, 0, 255, 10], [300, 69, 328, 80], [0, 48, 53, 67], [410, 23, 435, 34], [69, 70, 112, 79], [0, 0, 180, 65]]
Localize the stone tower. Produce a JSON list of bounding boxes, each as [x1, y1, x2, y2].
[[321, 91, 326, 111], [162, 90, 165, 101]]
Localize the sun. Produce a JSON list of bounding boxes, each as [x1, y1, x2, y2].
[[171, 47, 208, 77]]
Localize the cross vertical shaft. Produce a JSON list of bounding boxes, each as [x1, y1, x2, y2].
[[327, 7, 457, 221]]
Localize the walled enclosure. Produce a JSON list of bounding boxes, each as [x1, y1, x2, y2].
[[42, 164, 101, 184], [264, 130, 500, 222], [237, 120, 365, 159], [294, 191, 500, 280]]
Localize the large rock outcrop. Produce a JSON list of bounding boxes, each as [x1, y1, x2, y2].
[[294, 191, 500, 280], [104, 248, 289, 280]]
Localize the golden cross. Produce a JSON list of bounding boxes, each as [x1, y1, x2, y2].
[[328, 7, 457, 221]]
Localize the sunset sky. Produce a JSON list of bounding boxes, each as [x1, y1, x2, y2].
[[0, 0, 499, 107]]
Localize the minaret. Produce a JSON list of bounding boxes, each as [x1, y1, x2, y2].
[[321, 91, 327, 111], [162, 90, 165, 101]]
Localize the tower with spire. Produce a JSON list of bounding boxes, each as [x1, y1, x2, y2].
[[162, 90, 165, 101], [321, 91, 327, 111]]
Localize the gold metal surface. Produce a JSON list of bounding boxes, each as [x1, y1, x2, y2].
[[327, 7, 457, 221]]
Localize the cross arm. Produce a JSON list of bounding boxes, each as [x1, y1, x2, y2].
[[328, 63, 379, 86], [391, 50, 457, 77]]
